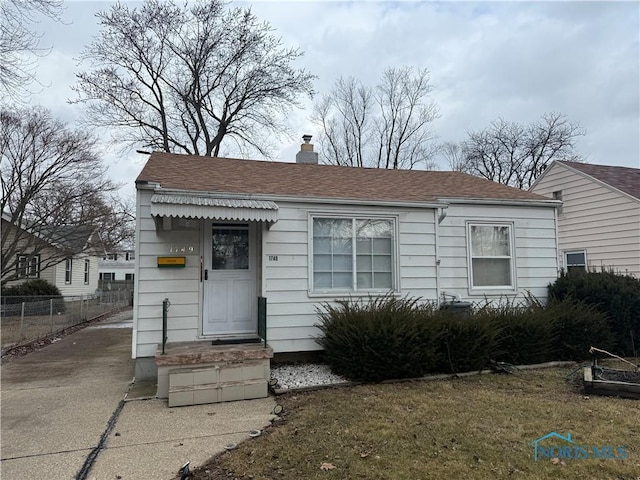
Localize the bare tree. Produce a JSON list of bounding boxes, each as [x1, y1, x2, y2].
[[450, 113, 585, 189], [1, 107, 132, 285], [0, 0, 63, 103], [312, 67, 439, 169], [71, 0, 315, 158], [439, 141, 467, 172]]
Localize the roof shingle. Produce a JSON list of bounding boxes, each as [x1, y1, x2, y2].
[[136, 152, 550, 203], [560, 161, 640, 199]]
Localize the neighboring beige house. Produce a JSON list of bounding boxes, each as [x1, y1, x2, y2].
[[530, 160, 640, 277], [132, 137, 560, 406], [1, 213, 102, 296]]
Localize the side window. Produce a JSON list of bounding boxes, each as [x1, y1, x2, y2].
[[65, 258, 73, 284], [84, 260, 90, 284], [564, 250, 586, 273], [17, 254, 40, 279], [468, 223, 515, 290]]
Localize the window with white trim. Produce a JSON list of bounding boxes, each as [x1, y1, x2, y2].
[[564, 250, 586, 273], [311, 216, 396, 293], [17, 254, 40, 279], [65, 258, 73, 284], [100, 272, 115, 281], [468, 223, 514, 289], [84, 259, 90, 284]]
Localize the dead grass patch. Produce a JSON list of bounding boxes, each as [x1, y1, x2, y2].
[[190, 367, 640, 480]]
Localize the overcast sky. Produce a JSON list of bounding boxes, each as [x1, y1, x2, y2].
[[25, 0, 640, 196]]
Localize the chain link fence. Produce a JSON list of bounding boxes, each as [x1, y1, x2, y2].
[[1, 290, 132, 348]]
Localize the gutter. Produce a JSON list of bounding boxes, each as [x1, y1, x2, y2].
[[438, 197, 561, 208]]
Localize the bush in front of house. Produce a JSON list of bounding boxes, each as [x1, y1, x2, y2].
[[548, 271, 640, 355], [1, 279, 65, 314], [431, 309, 501, 374], [483, 299, 557, 366], [2, 279, 62, 299], [549, 298, 616, 360], [315, 291, 618, 382], [315, 295, 440, 382]]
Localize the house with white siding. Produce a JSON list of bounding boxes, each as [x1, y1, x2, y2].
[[1, 213, 102, 296], [530, 160, 640, 277], [99, 250, 136, 282], [133, 137, 560, 406]]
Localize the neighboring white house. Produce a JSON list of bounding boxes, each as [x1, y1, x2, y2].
[[98, 250, 135, 282], [1, 213, 102, 296], [132, 138, 561, 405], [530, 160, 640, 277]]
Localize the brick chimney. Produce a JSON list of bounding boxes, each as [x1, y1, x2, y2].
[[295, 134, 318, 164]]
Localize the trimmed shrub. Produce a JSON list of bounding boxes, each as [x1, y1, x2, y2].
[[549, 298, 615, 360], [315, 295, 439, 382], [2, 279, 62, 299], [432, 310, 501, 373], [487, 302, 557, 366], [549, 271, 640, 355], [1, 279, 65, 314]]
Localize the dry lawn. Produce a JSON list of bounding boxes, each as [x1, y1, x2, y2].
[[191, 367, 640, 480]]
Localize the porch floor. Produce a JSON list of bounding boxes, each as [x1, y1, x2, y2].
[[156, 340, 273, 365]]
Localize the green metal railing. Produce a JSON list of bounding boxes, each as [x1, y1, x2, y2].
[[161, 298, 170, 354], [258, 296, 267, 347]]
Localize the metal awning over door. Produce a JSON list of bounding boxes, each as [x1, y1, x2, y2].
[[150, 193, 279, 224]]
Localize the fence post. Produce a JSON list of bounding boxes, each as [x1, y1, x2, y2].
[[80, 294, 83, 320], [20, 302, 25, 338], [50, 299, 54, 333]]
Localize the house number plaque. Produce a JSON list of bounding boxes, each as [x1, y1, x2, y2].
[[169, 245, 195, 253]]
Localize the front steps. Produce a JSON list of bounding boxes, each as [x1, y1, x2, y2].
[[155, 341, 273, 407]]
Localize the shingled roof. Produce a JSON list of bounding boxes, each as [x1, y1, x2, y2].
[[136, 152, 551, 204], [560, 161, 640, 200]]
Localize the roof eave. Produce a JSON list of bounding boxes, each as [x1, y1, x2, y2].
[[557, 162, 640, 203], [439, 197, 560, 208], [150, 187, 448, 209]]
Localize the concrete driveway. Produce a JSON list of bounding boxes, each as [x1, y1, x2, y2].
[[1, 309, 276, 479]]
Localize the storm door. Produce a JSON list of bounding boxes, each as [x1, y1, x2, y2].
[[203, 222, 256, 335]]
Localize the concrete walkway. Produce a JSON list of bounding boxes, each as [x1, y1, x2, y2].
[[1, 309, 276, 479]]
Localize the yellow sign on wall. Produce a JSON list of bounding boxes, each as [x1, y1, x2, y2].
[[157, 256, 186, 268]]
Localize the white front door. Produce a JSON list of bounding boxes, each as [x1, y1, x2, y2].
[[203, 222, 257, 336]]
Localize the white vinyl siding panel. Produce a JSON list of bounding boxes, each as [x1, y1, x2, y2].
[[531, 163, 640, 276], [133, 189, 203, 358], [438, 204, 557, 301], [262, 203, 437, 353], [132, 192, 558, 356], [55, 254, 100, 296]]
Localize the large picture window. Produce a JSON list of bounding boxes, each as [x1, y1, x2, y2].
[[468, 223, 514, 289], [311, 216, 396, 293]]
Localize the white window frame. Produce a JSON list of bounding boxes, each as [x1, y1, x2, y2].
[[564, 250, 587, 272], [308, 213, 399, 296], [467, 222, 516, 292], [65, 258, 73, 284], [84, 259, 90, 285], [17, 254, 40, 279]]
